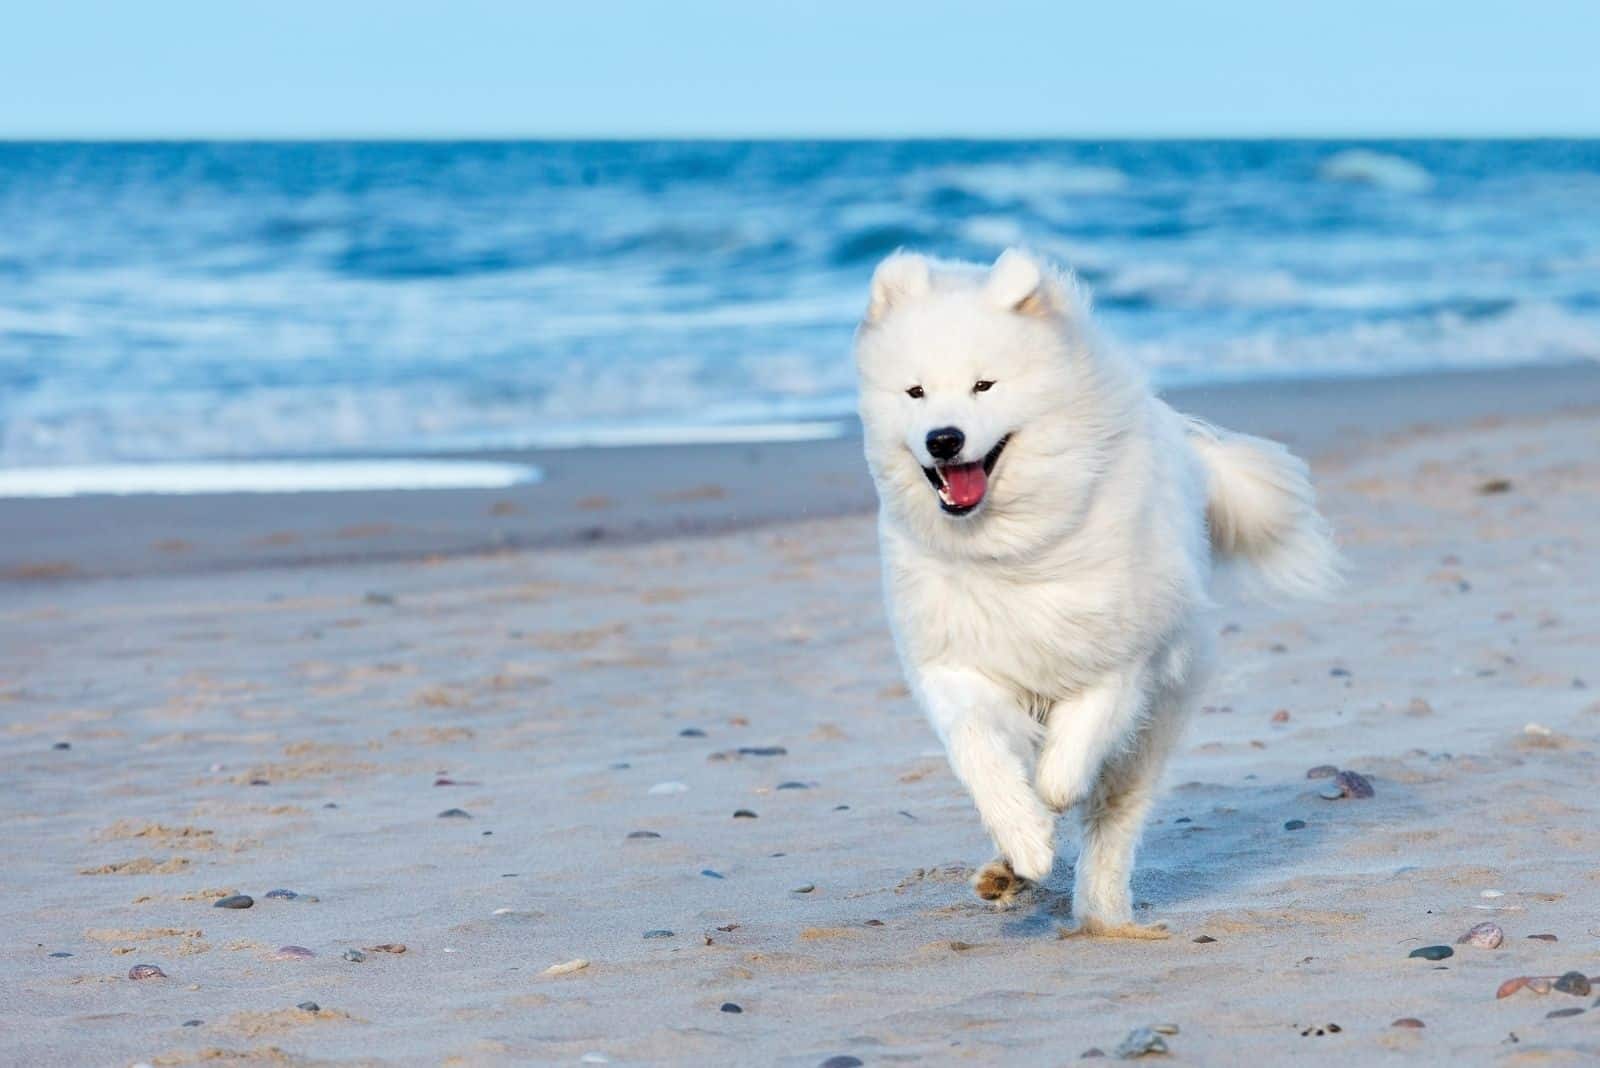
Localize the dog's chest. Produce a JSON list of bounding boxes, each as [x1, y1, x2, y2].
[[886, 552, 1133, 697]]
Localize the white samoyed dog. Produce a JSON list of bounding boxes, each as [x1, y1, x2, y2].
[[855, 249, 1339, 937]]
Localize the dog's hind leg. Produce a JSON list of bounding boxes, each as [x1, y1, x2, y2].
[[1061, 684, 1192, 940], [915, 666, 1055, 893]]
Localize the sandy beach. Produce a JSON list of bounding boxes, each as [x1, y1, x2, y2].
[[3, 366, 1600, 1066]]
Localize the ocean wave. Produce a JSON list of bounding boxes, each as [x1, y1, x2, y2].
[[917, 161, 1131, 204], [1318, 149, 1433, 192], [1123, 300, 1600, 379]]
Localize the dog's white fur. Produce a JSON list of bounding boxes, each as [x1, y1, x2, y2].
[[855, 249, 1339, 936]]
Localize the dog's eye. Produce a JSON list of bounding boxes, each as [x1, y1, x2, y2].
[[905, 385, 925, 399], [972, 380, 995, 393]]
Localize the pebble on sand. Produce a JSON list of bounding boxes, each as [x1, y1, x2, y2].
[[1457, 922, 1504, 948], [792, 883, 816, 894], [1306, 765, 1339, 779], [214, 895, 254, 909], [1553, 972, 1591, 996], [128, 964, 166, 980], [1527, 933, 1558, 942], [1192, 935, 1217, 944], [679, 728, 707, 737], [437, 808, 471, 819], [819, 1058, 863, 1068], [297, 1001, 320, 1012], [737, 746, 787, 757], [273, 945, 315, 959], [342, 949, 366, 962], [1283, 819, 1306, 831], [544, 958, 590, 977], [1408, 945, 1453, 961], [643, 930, 674, 939], [366, 943, 406, 954], [1392, 1018, 1425, 1028], [263, 888, 300, 900], [733, 809, 758, 819], [626, 830, 662, 839], [720, 1002, 743, 1013]]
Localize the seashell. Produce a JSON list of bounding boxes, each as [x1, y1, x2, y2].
[[128, 964, 166, 980], [1496, 976, 1527, 999], [1306, 765, 1339, 779], [1526, 977, 1553, 994], [543, 958, 589, 977], [1334, 770, 1375, 798], [1457, 922, 1504, 948], [1113, 1027, 1168, 1058]]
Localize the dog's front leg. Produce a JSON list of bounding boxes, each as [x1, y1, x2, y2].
[[1034, 665, 1150, 815], [915, 665, 1055, 889]]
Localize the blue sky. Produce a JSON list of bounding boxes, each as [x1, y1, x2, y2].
[[4, 1, 1597, 138]]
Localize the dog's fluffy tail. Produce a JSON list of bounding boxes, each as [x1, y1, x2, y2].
[[1186, 419, 1342, 600]]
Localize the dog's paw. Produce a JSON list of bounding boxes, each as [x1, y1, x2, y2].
[[1058, 917, 1170, 941], [1004, 828, 1055, 883], [971, 859, 1028, 908]]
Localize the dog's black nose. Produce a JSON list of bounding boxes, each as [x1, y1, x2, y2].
[[925, 426, 965, 461]]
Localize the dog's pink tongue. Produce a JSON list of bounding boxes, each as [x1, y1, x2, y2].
[[942, 462, 988, 508]]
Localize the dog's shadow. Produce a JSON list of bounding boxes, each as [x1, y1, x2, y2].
[[999, 776, 1332, 938]]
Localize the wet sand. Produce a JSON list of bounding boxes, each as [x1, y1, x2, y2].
[[3, 367, 1600, 1065]]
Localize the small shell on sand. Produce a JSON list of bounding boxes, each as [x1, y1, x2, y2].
[[128, 963, 166, 980], [1306, 765, 1339, 779], [1527, 977, 1553, 994], [1113, 1027, 1168, 1058], [273, 945, 315, 959], [1457, 922, 1504, 948], [1333, 770, 1375, 798], [1392, 1018, 1425, 1028], [543, 958, 589, 977], [1497, 977, 1528, 999]]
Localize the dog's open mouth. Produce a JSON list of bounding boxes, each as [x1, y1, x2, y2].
[[923, 436, 1009, 516]]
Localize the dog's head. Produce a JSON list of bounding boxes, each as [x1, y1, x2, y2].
[[855, 249, 1125, 556]]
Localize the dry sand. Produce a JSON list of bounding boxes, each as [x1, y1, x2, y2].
[[3, 373, 1599, 1065]]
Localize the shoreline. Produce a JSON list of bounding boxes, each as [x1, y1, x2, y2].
[[4, 361, 1599, 584]]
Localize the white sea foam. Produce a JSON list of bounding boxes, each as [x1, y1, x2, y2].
[[918, 162, 1131, 202], [1318, 149, 1433, 192], [0, 460, 541, 498]]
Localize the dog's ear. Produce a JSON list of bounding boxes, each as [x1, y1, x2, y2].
[[865, 252, 932, 323], [985, 249, 1053, 317]]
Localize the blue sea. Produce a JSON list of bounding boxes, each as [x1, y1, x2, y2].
[[3, 140, 1599, 468]]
